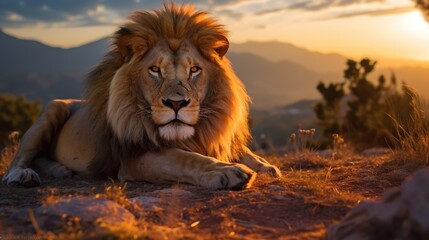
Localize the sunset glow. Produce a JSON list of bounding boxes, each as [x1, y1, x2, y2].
[[1, 3, 429, 238], [1, 0, 429, 62]]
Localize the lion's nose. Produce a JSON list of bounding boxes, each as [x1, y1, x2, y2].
[[162, 99, 190, 112]]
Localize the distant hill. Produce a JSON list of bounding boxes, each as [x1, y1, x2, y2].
[[231, 41, 429, 73], [0, 31, 428, 109], [0, 31, 109, 101], [0, 31, 328, 108], [228, 52, 330, 108], [0, 30, 107, 75], [231, 41, 346, 74]]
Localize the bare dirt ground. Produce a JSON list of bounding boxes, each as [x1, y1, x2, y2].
[[0, 152, 415, 239]]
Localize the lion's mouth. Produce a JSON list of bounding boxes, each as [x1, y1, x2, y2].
[[158, 120, 195, 141], [159, 119, 193, 127]]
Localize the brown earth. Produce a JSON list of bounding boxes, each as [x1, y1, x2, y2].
[[0, 152, 415, 239]]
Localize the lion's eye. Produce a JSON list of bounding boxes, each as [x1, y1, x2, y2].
[[149, 66, 161, 77], [189, 66, 201, 78]]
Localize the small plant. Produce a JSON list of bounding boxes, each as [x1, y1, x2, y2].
[[40, 187, 61, 204], [0, 131, 19, 175], [390, 94, 429, 168], [97, 182, 129, 206], [288, 128, 317, 154], [286, 129, 327, 170], [97, 181, 143, 214], [314, 58, 421, 149], [0, 95, 41, 141], [332, 134, 347, 159]]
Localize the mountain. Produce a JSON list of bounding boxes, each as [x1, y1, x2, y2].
[[0, 31, 110, 101], [0, 30, 107, 75], [228, 52, 330, 108], [231, 41, 346, 74], [0, 31, 428, 108], [0, 31, 329, 108], [231, 41, 429, 73]]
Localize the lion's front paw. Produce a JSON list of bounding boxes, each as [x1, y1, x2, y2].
[[241, 153, 282, 178], [200, 164, 256, 190], [2, 167, 41, 187], [259, 164, 282, 178]]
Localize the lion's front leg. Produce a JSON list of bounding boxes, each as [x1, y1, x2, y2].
[[240, 148, 282, 178], [2, 100, 74, 187], [118, 149, 256, 190]]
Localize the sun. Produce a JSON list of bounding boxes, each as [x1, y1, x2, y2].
[[387, 9, 429, 60], [398, 10, 429, 35]]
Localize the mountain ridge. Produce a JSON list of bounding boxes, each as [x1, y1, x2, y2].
[[1, 31, 428, 108]]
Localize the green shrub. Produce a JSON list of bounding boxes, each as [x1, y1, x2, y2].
[[0, 95, 41, 142], [314, 59, 427, 149]]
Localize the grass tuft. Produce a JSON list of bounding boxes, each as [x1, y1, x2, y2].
[[389, 94, 429, 170], [0, 131, 19, 175]]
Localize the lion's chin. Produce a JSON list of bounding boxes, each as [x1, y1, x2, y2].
[[159, 123, 195, 141]]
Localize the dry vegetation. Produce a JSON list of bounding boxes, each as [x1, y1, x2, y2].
[[1, 127, 429, 239]]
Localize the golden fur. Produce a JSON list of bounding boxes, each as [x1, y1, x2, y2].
[[85, 4, 250, 176], [2, 4, 281, 189]]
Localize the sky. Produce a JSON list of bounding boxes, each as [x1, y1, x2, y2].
[[1, 0, 429, 61]]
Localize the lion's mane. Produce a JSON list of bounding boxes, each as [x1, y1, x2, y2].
[[84, 4, 251, 177]]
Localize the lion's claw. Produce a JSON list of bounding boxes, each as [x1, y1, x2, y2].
[[200, 164, 256, 190], [2, 167, 41, 187]]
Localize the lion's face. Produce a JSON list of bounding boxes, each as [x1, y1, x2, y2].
[[143, 41, 210, 141], [111, 40, 213, 141], [103, 6, 242, 148]]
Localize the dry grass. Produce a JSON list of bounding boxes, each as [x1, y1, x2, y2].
[[0, 125, 427, 239], [388, 95, 429, 172], [272, 154, 364, 207], [97, 181, 131, 207], [280, 129, 362, 207], [0, 149, 416, 239], [0, 132, 18, 175]]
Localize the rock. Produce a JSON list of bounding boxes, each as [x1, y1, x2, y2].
[[130, 196, 161, 210], [327, 168, 429, 239], [14, 196, 136, 233], [361, 148, 391, 157]]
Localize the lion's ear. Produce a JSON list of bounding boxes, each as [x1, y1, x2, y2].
[[213, 35, 229, 58], [198, 34, 229, 59], [115, 27, 148, 62]]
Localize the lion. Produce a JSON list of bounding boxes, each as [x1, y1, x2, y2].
[[2, 3, 281, 190]]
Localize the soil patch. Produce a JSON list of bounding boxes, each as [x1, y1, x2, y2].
[[0, 154, 412, 239]]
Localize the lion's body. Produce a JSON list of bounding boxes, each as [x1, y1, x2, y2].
[[54, 101, 94, 174], [2, 4, 281, 189]]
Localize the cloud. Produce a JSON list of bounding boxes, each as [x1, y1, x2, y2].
[[5, 12, 25, 22], [0, 0, 249, 28], [0, 0, 146, 28], [255, 0, 387, 16], [334, 6, 416, 19], [289, 0, 384, 11], [255, 7, 285, 16], [287, 0, 334, 11], [214, 9, 243, 20], [0, 0, 415, 28]]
